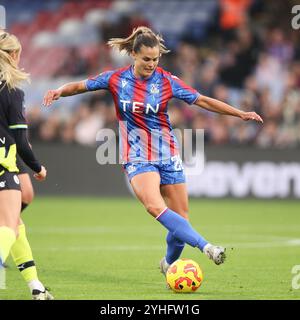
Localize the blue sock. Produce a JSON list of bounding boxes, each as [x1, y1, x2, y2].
[[165, 232, 185, 265], [157, 208, 208, 251]]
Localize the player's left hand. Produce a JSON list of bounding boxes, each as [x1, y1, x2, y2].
[[240, 111, 263, 123], [34, 165, 47, 181]]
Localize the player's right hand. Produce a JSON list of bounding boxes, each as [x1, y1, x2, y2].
[[43, 89, 61, 107], [34, 165, 47, 181], [240, 111, 263, 123]]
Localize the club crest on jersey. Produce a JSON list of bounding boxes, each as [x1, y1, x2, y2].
[[150, 84, 159, 95], [127, 164, 136, 174], [121, 79, 128, 88]]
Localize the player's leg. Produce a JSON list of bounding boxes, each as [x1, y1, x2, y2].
[[16, 156, 34, 212], [159, 182, 226, 269], [10, 218, 53, 300], [160, 183, 189, 220], [10, 173, 53, 300], [130, 171, 166, 217], [130, 172, 210, 253], [19, 173, 34, 212], [159, 183, 188, 270], [161, 156, 225, 266], [0, 189, 20, 269], [2, 166, 31, 270], [1, 157, 30, 269]]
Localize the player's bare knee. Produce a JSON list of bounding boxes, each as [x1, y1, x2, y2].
[[145, 203, 163, 216], [21, 188, 34, 204]]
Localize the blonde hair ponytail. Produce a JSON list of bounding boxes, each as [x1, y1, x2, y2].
[[0, 31, 30, 90], [108, 26, 170, 55]]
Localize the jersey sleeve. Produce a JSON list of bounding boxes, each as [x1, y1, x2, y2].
[[167, 74, 200, 105], [8, 89, 28, 130], [12, 129, 42, 173], [85, 70, 114, 91]]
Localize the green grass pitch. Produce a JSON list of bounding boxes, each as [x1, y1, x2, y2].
[[1, 197, 300, 300]]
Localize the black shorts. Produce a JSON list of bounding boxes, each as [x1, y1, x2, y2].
[[0, 170, 21, 191], [16, 154, 28, 175]]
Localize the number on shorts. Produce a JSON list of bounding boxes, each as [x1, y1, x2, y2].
[[171, 155, 183, 171]]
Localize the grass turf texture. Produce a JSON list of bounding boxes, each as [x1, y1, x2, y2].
[[1, 197, 300, 300]]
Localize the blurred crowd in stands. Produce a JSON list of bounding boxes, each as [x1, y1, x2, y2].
[[6, 0, 300, 148]]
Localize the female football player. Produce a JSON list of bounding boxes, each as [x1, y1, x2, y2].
[[43, 26, 263, 275], [0, 30, 53, 299]]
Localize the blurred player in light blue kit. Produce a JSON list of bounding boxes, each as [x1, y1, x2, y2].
[[43, 26, 263, 276]]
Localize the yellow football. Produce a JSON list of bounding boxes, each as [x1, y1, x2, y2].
[[166, 258, 203, 293]]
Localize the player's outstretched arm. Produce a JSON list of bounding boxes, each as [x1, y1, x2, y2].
[[194, 95, 263, 123], [43, 80, 87, 107]]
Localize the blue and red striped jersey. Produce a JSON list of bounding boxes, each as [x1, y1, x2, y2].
[[85, 65, 200, 163]]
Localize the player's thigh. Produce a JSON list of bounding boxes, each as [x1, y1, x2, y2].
[[130, 171, 166, 217], [0, 190, 21, 232], [18, 173, 34, 204], [160, 183, 189, 219]]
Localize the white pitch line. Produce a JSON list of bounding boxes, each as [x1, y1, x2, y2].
[[33, 245, 163, 252], [223, 239, 300, 248], [31, 239, 300, 252], [27, 226, 157, 235]]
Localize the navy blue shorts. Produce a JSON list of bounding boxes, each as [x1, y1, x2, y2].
[[0, 170, 21, 191], [123, 155, 186, 185]]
